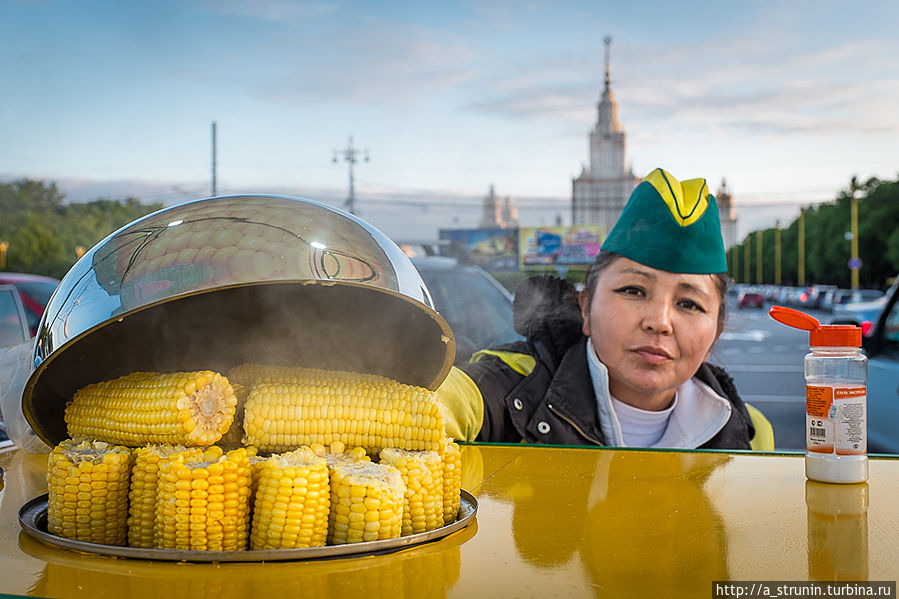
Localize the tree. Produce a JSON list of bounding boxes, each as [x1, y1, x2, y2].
[[0, 179, 162, 278]]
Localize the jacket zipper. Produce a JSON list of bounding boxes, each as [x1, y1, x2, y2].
[[547, 403, 604, 445]]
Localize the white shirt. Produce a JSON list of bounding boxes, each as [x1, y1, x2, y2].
[[610, 394, 677, 447], [584, 338, 732, 449]]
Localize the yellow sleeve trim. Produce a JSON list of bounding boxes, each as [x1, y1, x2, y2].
[[470, 349, 536, 377], [435, 367, 485, 442], [746, 403, 775, 451]]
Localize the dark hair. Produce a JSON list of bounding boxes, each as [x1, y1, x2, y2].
[[582, 251, 728, 336]]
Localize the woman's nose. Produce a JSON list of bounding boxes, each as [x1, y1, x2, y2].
[[642, 301, 673, 334]]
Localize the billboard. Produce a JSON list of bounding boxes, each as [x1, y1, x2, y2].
[[438, 228, 519, 271], [519, 225, 605, 269]]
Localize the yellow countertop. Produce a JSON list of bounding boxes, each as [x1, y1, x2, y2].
[[2, 444, 897, 599]]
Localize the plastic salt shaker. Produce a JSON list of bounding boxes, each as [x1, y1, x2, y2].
[[770, 306, 868, 484]]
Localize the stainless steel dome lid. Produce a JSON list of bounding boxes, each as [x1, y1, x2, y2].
[[23, 195, 455, 446]]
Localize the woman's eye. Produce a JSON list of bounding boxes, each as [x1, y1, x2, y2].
[[614, 285, 644, 296], [678, 299, 706, 312]]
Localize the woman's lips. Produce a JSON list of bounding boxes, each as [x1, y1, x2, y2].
[[633, 346, 673, 365]]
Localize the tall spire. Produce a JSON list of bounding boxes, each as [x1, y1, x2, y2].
[[604, 36, 612, 92], [596, 35, 621, 135]]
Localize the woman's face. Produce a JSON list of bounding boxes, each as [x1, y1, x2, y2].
[[579, 257, 722, 411]]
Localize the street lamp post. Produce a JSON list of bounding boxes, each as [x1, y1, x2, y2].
[[850, 176, 860, 290]]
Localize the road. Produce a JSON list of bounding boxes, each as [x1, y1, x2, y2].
[[711, 297, 813, 451]]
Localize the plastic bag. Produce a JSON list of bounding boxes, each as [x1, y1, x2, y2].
[[0, 339, 49, 453]]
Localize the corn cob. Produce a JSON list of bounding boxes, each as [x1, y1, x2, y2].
[[379, 448, 444, 535], [328, 461, 405, 544], [250, 447, 330, 549], [243, 368, 446, 455], [442, 439, 462, 524], [155, 447, 252, 551], [227, 363, 300, 387], [129, 444, 196, 548], [65, 371, 238, 447], [47, 440, 133, 546], [248, 451, 264, 489], [228, 363, 395, 388]]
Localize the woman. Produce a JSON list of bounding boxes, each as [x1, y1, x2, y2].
[[437, 168, 773, 450]]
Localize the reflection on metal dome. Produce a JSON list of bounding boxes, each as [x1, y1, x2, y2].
[[24, 195, 454, 446]]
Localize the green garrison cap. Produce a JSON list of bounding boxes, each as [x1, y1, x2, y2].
[[601, 168, 727, 274]]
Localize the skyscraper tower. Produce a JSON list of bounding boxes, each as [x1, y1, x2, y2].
[[571, 36, 639, 233], [716, 178, 738, 249]]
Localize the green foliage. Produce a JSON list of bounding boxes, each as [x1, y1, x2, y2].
[[730, 176, 899, 289], [0, 179, 162, 278]]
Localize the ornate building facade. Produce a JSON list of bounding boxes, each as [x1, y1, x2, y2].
[[715, 178, 738, 250], [571, 37, 639, 233], [480, 184, 518, 229]]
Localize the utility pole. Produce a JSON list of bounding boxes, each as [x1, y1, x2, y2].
[[775, 220, 782, 285], [211, 121, 217, 196], [798, 208, 806, 286], [732, 245, 739, 282], [333, 135, 369, 215], [850, 176, 860, 289], [756, 231, 763, 284], [743, 238, 751, 285]]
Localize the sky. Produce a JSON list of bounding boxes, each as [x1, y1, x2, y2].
[[2, 0, 898, 242]]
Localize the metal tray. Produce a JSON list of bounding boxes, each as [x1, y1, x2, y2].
[[19, 490, 477, 562]]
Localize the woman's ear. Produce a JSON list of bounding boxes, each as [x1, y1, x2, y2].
[[578, 290, 591, 337]]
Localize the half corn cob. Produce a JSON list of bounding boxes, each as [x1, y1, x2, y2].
[[327, 461, 405, 544], [243, 368, 446, 455], [155, 447, 252, 551], [250, 447, 330, 549], [218, 383, 250, 450], [65, 371, 238, 447], [127, 445, 222, 548], [47, 440, 133, 546], [379, 448, 444, 535], [442, 440, 462, 524]]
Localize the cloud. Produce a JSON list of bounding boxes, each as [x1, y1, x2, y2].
[[200, 0, 338, 21], [237, 19, 481, 106], [452, 29, 899, 143]]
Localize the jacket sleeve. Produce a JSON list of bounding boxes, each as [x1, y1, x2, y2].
[[435, 367, 484, 442], [461, 351, 531, 443]]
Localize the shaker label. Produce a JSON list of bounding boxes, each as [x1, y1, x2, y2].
[[806, 386, 833, 419], [835, 387, 867, 455], [806, 385, 866, 455]]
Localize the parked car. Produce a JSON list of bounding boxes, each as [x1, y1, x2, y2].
[[831, 297, 888, 337], [846, 288, 885, 304], [0, 284, 30, 348], [821, 288, 851, 312], [412, 256, 523, 364], [862, 278, 899, 453], [737, 290, 764, 309], [0, 272, 60, 336], [794, 285, 836, 310], [0, 284, 31, 443]]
